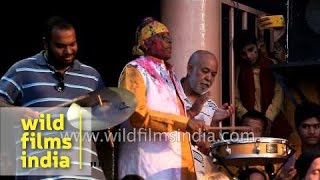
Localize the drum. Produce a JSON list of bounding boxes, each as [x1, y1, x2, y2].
[[211, 137, 290, 167]]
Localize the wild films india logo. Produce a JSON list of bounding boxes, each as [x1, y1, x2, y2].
[[20, 113, 71, 169], [0, 107, 93, 176]]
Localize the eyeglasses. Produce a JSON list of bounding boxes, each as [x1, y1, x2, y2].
[[54, 72, 65, 92]]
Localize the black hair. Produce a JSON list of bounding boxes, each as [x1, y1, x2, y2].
[[294, 101, 320, 129], [43, 16, 75, 42], [122, 174, 144, 180], [237, 168, 267, 180], [295, 150, 320, 179], [240, 110, 269, 136], [234, 29, 257, 53]]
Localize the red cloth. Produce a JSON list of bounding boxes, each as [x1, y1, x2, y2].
[[238, 56, 292, 138], [238, 56, 275, 112]]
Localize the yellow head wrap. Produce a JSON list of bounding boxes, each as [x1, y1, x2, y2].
[[132, 18, 169, 56]]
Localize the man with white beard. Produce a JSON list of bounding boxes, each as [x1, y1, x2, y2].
[[180, 50, 234, 179]]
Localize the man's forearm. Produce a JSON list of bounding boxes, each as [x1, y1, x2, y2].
[[0, 99, 14, 107]]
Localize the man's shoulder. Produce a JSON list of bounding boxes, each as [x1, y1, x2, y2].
[[76, 61, 100, 74], [125, 57, 145, 66], [121, 57, 146, 72], [8, 53, 42, 70]]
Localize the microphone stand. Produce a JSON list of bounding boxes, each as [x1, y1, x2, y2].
[[265, 163, 275, 180]]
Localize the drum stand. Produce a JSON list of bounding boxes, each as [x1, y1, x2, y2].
[[98, 95, 115, 180], [210, 151, 236, 178], [265, 143, 295, 180], [265, 163, 276, 180], [210, 143, 296, 180]]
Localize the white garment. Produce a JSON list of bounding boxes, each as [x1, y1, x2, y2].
[[118, 57, 191, 180], [183, 95, 218, 179]]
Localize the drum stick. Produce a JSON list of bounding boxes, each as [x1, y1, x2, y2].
[[40, 93, 90, 114], [206, 126, 253, 131]]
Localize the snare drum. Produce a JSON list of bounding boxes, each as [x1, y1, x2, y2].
[[211, 137, 290, 167]]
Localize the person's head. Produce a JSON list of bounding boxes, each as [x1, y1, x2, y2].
[[121, 174, 144, 180], [234, 30, 259, 65], [237, 168, 267, 180], [132, 17, 172, 61], [202, 172, 230, 180], [42, 16, 78, 69], [295, 150, 320, 180], [295, 102, 320, 147], [186, 50, 218, 95], [240, 110, 269, 137]]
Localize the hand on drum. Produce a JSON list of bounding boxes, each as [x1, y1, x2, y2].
[[277, 167, 297, 180], [195, 139, 211, 156], [277, 155, 297, 179], [186, 118, 208, 133], [212, 103, 234, 123]]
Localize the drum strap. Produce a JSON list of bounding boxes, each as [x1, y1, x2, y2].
[[275, 143, 296, 177]]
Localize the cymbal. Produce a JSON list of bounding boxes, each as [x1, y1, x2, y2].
[[66, 87, 137, 131]]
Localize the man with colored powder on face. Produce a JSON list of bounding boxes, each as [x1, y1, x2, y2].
[[118, 17, 207, 180]]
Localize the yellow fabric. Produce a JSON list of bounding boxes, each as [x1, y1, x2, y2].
[[180, 132, 196, 179], [139, 21, 169, 41], [119, 65, 189, 131], [119, 64, 196, 179], [132, 21, 169, 56]]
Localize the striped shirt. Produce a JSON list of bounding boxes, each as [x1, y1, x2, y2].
[[0, 50, 104, 107], [182, 94, 218, 179], [0, 51, 106, 179]]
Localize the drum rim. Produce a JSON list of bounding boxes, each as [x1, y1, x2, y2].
[[211, 137, 288, 146], [218, 153, 288, 160], [215, 154, 288, 166]]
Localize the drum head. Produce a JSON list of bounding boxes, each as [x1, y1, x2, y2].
[[211, 137, 289, 166]]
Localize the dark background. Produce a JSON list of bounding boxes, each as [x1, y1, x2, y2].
[[5, 0, 318, 179], [2, 0, 290, 88], [2, 0, 161, 87]]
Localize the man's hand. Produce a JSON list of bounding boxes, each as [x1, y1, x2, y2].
[[186, 118, 207, 133], [19, 107, 40, 119], [258, 15, 285, 42], [276, 167, 297, 180], [258, 16, 274, 30], [287, 167, 297, 179], [195, 139, 211, 156], [188, 93, 209, 118], [5, 107, 40, 127], [211, 103, 234, 124]]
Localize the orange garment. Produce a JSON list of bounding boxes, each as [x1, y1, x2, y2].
[[118, 57, 196, 180], [119, 65, 189, 132]]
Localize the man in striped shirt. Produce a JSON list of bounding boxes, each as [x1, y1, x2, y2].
[[0, 16, 105, 179], [180, 50, 234, 179]]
